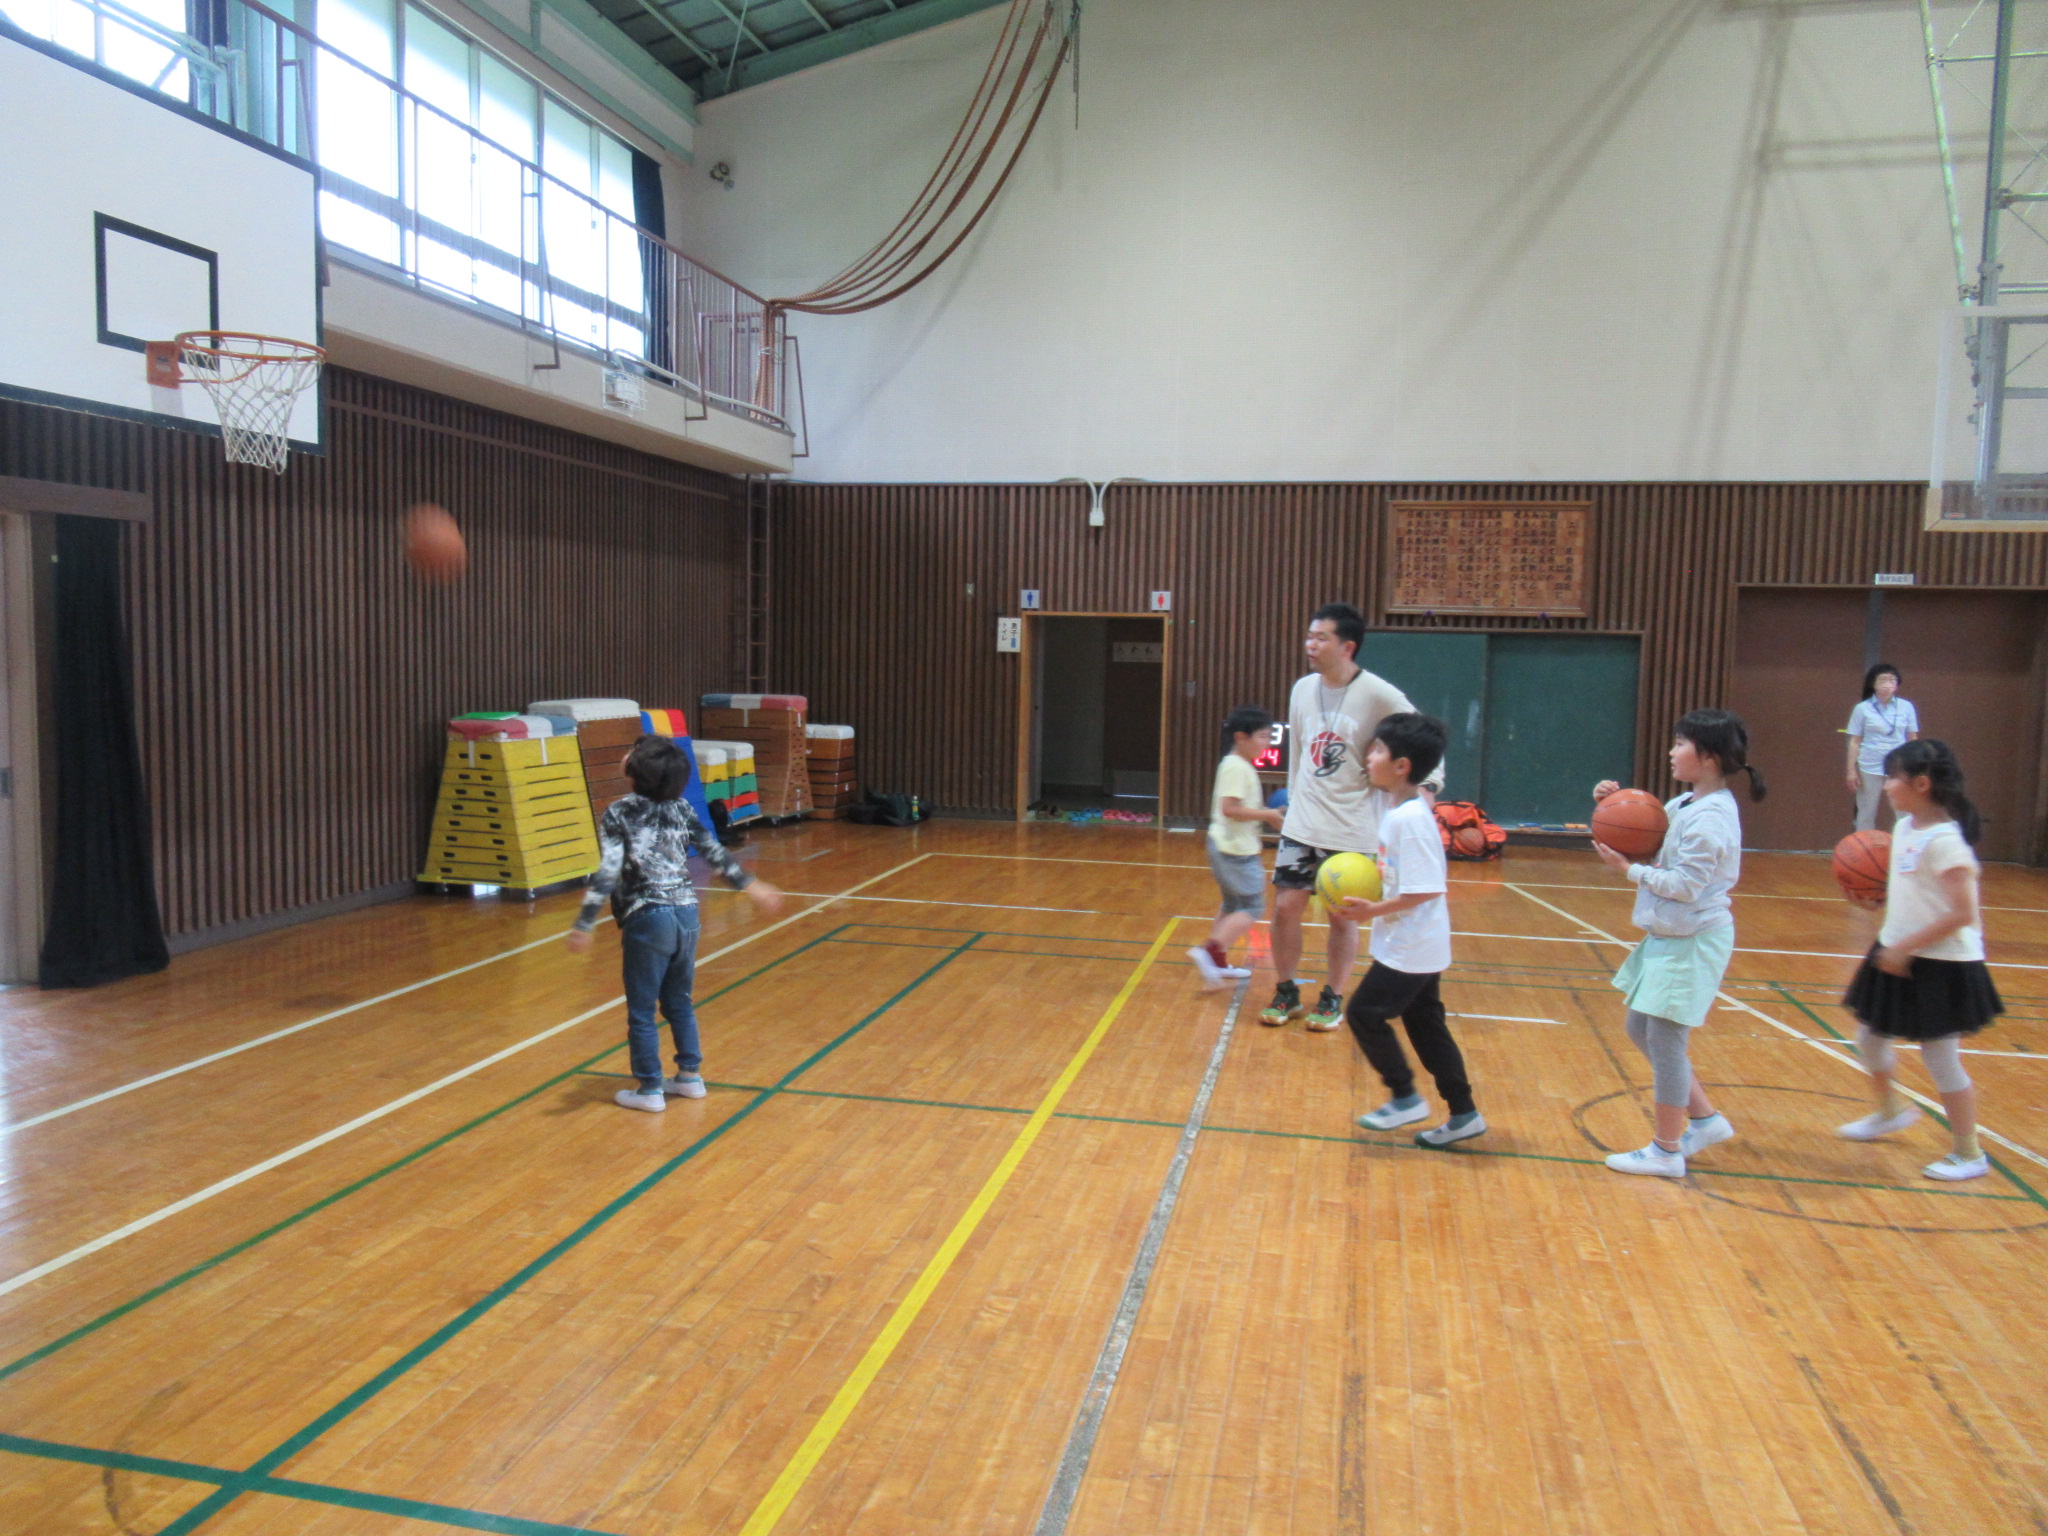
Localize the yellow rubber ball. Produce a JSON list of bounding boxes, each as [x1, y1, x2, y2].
[[1315, 851, 1382, 906]]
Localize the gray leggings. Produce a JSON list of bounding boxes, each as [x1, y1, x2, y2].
[[1857, 1025, 1972, 1094], [1625, 1010, 1696, 1107]]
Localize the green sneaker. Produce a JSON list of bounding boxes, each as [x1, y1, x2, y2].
[[1259, 980, 1302, 1027], [1304, 984, 1345, 1032]]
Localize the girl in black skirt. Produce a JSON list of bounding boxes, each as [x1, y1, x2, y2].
[[1839, 739, 2003, 1180]]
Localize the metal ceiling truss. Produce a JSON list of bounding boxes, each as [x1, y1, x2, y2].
[[582, 0, 1006, 100]]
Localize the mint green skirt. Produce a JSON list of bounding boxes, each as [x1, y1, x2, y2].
[[1612, 926, 1734, 1030]]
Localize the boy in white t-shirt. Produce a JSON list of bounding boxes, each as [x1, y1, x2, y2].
[[1191, 706, 1286, 989], [1334, 713, 1484, 1148]]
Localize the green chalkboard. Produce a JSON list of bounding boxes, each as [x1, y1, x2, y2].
[[1358, 632, 1488, 801], [1481, 635, 1640, 825]]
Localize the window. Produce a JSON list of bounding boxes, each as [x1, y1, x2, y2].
[[2, 0, 196, 99], [310, 0, 647, 358]]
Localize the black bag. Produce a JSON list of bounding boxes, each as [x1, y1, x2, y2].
[[847, 791, 928, 828]]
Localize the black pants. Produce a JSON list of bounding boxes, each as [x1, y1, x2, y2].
[[1345, 963, 1475, 1116]]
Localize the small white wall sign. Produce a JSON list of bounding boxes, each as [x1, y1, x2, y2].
[[1873, 573, 1916, 586], [1020, 589, 1041, 609], [997, 616, 1022, 652], [1149, 591, 1172, 611]]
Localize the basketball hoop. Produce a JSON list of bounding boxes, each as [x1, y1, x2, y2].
[[156, 332, 324, 474]]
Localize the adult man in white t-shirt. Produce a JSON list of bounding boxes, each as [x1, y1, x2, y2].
[[1263, 603, 1443, 1030]]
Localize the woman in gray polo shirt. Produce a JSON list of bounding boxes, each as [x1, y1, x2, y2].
[[1845, 661, 1919, 831]]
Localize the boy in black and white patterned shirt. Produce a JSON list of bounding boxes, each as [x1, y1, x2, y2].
[[567, 737, 783, 1111]]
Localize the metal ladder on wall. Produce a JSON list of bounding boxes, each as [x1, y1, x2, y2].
[[736, 475, 772, 691]]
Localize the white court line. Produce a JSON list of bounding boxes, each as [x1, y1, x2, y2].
[[0, 856, 931, 1302], [1502, 882, 2048, 1175], [933, 853, 1208, 870], [0, 920, 615, 1138], [1458, 877, 2048, 915]]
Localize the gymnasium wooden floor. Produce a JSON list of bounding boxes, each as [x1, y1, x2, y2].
[[1, 822, 2045, 1535]]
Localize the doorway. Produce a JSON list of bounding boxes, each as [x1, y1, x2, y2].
[[1022, 615, 1167, 819], [1731, 588, 2048, 861]]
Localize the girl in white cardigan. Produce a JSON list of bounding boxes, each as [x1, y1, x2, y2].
[[1591, 709, 1767, 1179]]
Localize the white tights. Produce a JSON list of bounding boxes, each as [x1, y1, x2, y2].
[[1856, 1025, 1971, 1094]]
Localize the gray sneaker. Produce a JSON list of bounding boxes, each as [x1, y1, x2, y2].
[[1416, 1112, 1487, 1148], [1357, 1095, 1429, 1131]]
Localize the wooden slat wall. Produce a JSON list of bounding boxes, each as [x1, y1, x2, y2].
[[770, 481, 2048, 821], [0, 368, 743, 939]]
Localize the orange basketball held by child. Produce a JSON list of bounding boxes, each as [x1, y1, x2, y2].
[[1590, 788, 1669, 860], [403, 502, 467, 583], [1832, 829, 1891, 903]]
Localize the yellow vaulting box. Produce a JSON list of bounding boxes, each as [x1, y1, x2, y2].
[[421, 725, 600, 893]]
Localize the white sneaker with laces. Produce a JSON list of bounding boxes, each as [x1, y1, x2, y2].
[[615, 1087, 666, 1113], [1606, 1142, 1685, 1178], [1924, 1152, 1990, 1181], [1838, 1105, 1921, 1141], [1679, 1113, 1734, 1158], [1187, 947, 1227, 990], [663, 1074, 707, 1100]]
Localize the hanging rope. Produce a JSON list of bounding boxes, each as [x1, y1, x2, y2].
[[767, 0, 1073, 319]]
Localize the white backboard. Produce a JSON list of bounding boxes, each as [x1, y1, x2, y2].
[[0, 31, 322, 451]]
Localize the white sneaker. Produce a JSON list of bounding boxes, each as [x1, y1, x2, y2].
[[615, 1087, 666, 1113], [1357, 1096, 1430, 1131], [662, 1074, 707, 1100], [1187, 947, 1227, 990], [1218, 964, 1252, 979], [1924, 1152, 1990, 1181], [1416, 1112, 1487, 1148], [1679, 1113, 1734, 1158], [1606, 1142, 1685, 1178], [1838, 1105, 1921, 1141]]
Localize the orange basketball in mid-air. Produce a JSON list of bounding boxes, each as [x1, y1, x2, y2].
[[403, 503, 467, 583], [1591, 788, 1669, 860], [1832, 830, 1891, 903]]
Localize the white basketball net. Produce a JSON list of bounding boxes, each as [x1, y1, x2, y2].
[[177, 332, 325, 474]]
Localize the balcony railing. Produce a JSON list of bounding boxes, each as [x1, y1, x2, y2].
[[1, 0, 793, 433]]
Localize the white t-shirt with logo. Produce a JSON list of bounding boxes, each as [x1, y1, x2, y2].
[[1846, 696, 1918, 776], [1369, 795, 1452, 974], [1880, 815, 1984, 962], [1209, 753, 1265, 857], [1281, 668, 1438, 853]]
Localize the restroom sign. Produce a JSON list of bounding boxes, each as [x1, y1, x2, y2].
[[1149, 591, 1172, 611]]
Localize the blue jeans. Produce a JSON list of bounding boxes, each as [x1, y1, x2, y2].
[[621, 903, 702, 1091]]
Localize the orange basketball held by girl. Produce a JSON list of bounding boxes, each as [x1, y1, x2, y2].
[[403, 502, 468, 583], [1837, 739, 2003, 1181], [1589, 709, 1767, 1179]]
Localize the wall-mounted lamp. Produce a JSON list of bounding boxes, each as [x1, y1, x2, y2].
[[1056, 476, 1145, 528], [709, 162, 735, 191]]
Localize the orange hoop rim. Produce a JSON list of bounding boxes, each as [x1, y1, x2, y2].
[[175, 330, 325, 364]]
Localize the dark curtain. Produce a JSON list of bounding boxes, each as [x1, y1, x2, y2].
[[39, 515, 169, 988], [632, 148, 676, 376]]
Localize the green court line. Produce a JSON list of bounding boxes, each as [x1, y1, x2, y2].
[[1764, 982, 2048, 1215], [0, 1432, 627, 1536], [149, 934, 987, 1536], [0, 926, 863, 1388]]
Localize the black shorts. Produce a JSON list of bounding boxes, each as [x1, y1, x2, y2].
[[1272, 836, 1354, 891]]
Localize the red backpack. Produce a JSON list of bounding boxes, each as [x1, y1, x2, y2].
[[1434, 800, 1507, 861]]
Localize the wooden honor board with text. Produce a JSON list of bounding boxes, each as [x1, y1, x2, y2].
[[1385, 502, 1591, 617]]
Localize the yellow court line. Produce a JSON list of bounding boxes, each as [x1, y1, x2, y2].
[[737, 915, 1184, 1536]]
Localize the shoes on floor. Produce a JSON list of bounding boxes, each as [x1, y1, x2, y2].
[[1357, 1095, 1430, 1131], [1606, 1142, 1685, 1178], [1188, 946, 1228, 990], [615, 1087, 666, 1113], [662, 1074, 707, 1099], [1416, 1111, 1487, 1148], [1260, 980, 1303, 1026], [1838, 1105, 1921, 1141], [1924, 1152, 1990, 1181], [1303, 984, 1345, 1032], [1679, 1112, 1735, 1158], [1218, 965, 1252, 979]]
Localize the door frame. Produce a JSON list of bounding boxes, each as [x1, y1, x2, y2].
[[1014, 612, 1172, 821]]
